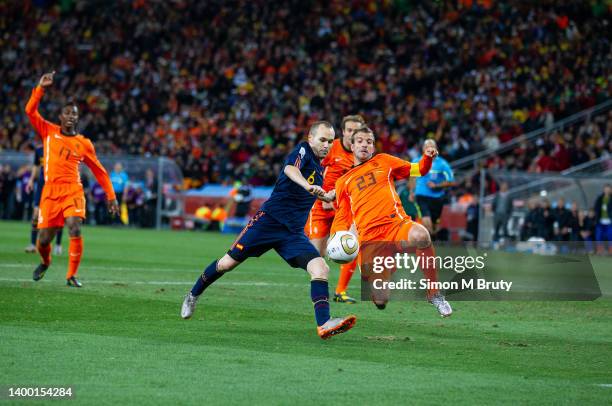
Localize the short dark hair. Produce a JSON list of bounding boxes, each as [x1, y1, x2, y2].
[[341, 114, 365, 130], [62, 100, 78, 110], [309, 120, 334, 136], [350, 126, 375, 144]]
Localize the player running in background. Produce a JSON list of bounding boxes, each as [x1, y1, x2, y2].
[[410, 139, 456, 239], [305, 115, 364, 304], [181, 121, 357, 340], [331, 127, 452, 317], [24, 143, 63, 255], [25, 71, 119, 287]]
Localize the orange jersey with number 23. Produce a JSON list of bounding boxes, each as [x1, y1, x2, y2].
[[331, 153, 432, 242]]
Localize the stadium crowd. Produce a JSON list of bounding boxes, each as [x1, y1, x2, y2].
[[1, 0, 610, 189]]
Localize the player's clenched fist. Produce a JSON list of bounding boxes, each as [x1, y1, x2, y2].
[[307, 185, 326, 197], [423, 142, 438, 158], [38, 71, 55, 88]]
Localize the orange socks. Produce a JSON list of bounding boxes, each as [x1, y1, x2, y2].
[[37, 241, 51, 266], [417, 245, 438, 298], [66, 236, 83, 279], [335, 259, 357, 294]]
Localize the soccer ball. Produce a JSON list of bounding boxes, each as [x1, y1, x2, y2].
[[327, 231, 359, 264]]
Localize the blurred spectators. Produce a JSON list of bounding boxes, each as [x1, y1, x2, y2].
[[232, 181, 253, 218], [0, 164, 17, 219], [143, 168, 158, 227], [89, 181, 109, 225], [1, 0, 609, 187], [492, 181, 511, 241], [594, 184, 612, 253], [579, 208, 597, 252], [125, 182, 145, 227], [553, 198, 574, 241]]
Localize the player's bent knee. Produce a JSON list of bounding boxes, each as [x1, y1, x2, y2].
[[306, 257, 329, 280], [65, 217, 82, 237], [409, 223, 432, 248], [217, 254, 240, 272], [67, 224, 81, 237], [38, 229, 53, 246]]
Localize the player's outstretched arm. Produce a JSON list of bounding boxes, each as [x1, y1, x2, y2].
[[385, 152, 434, 180], [330, 184, 352, 234], [82, 140, 118, 215], [283, 165, 331, 201], [25, 72, 56, 138]]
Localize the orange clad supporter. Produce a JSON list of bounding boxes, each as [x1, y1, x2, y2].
[[26, 71, 119, 288]]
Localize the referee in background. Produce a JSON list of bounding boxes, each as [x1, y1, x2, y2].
[[410, 139, 455, 240]]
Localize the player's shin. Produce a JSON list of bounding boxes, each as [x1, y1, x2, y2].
[[335, 259, 357, 294], [417, 244, 438, 299], [66, 236, 83, 279], [191, 260, 224, 296], [30, 219, 38, 246], [37, 240, 51, 266], [311, 278, 331, 326]]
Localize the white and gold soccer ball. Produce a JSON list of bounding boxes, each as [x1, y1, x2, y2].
[[327, 231, 359, 264]]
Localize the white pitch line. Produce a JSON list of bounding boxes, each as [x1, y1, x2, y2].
[[0, 263, 199, 273], [0, 262, 304, 276], [595, 384, 612, 388], [0, 277, 299, 288]]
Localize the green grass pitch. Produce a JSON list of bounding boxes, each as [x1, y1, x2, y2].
[[1, 220, 611, 404]]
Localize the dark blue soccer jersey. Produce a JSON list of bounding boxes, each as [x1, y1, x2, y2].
[[260, 141, 323, 232]]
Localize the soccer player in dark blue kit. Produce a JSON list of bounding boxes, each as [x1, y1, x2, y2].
[[181, 121, 357, 339]]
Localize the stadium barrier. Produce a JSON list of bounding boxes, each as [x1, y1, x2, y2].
[[477, 158, 611, 244]]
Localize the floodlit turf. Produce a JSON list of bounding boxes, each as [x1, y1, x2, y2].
[[1, 220, 611, 404]]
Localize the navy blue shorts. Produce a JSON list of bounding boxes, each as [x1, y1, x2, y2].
[[227, 211, 320, 270]]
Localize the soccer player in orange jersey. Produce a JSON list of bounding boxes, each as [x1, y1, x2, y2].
[[305, 115, 364, 304], [25, 72, 119, 287], [331, 127, 452, 317]]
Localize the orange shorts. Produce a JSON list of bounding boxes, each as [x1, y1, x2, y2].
[[38, 183, 86, 229], [362, 219, 415, 243], [304, 211, 334, 239], [359, 219, 417, 280]]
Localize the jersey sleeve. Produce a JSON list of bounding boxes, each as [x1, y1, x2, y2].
[[330, 178, 353, 234], [285, 144, 310, 169], [82, 140, 116, 200], [442, 161, 455, 182], [25, 86, 54, 139], [384, 154, 433, 180]]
